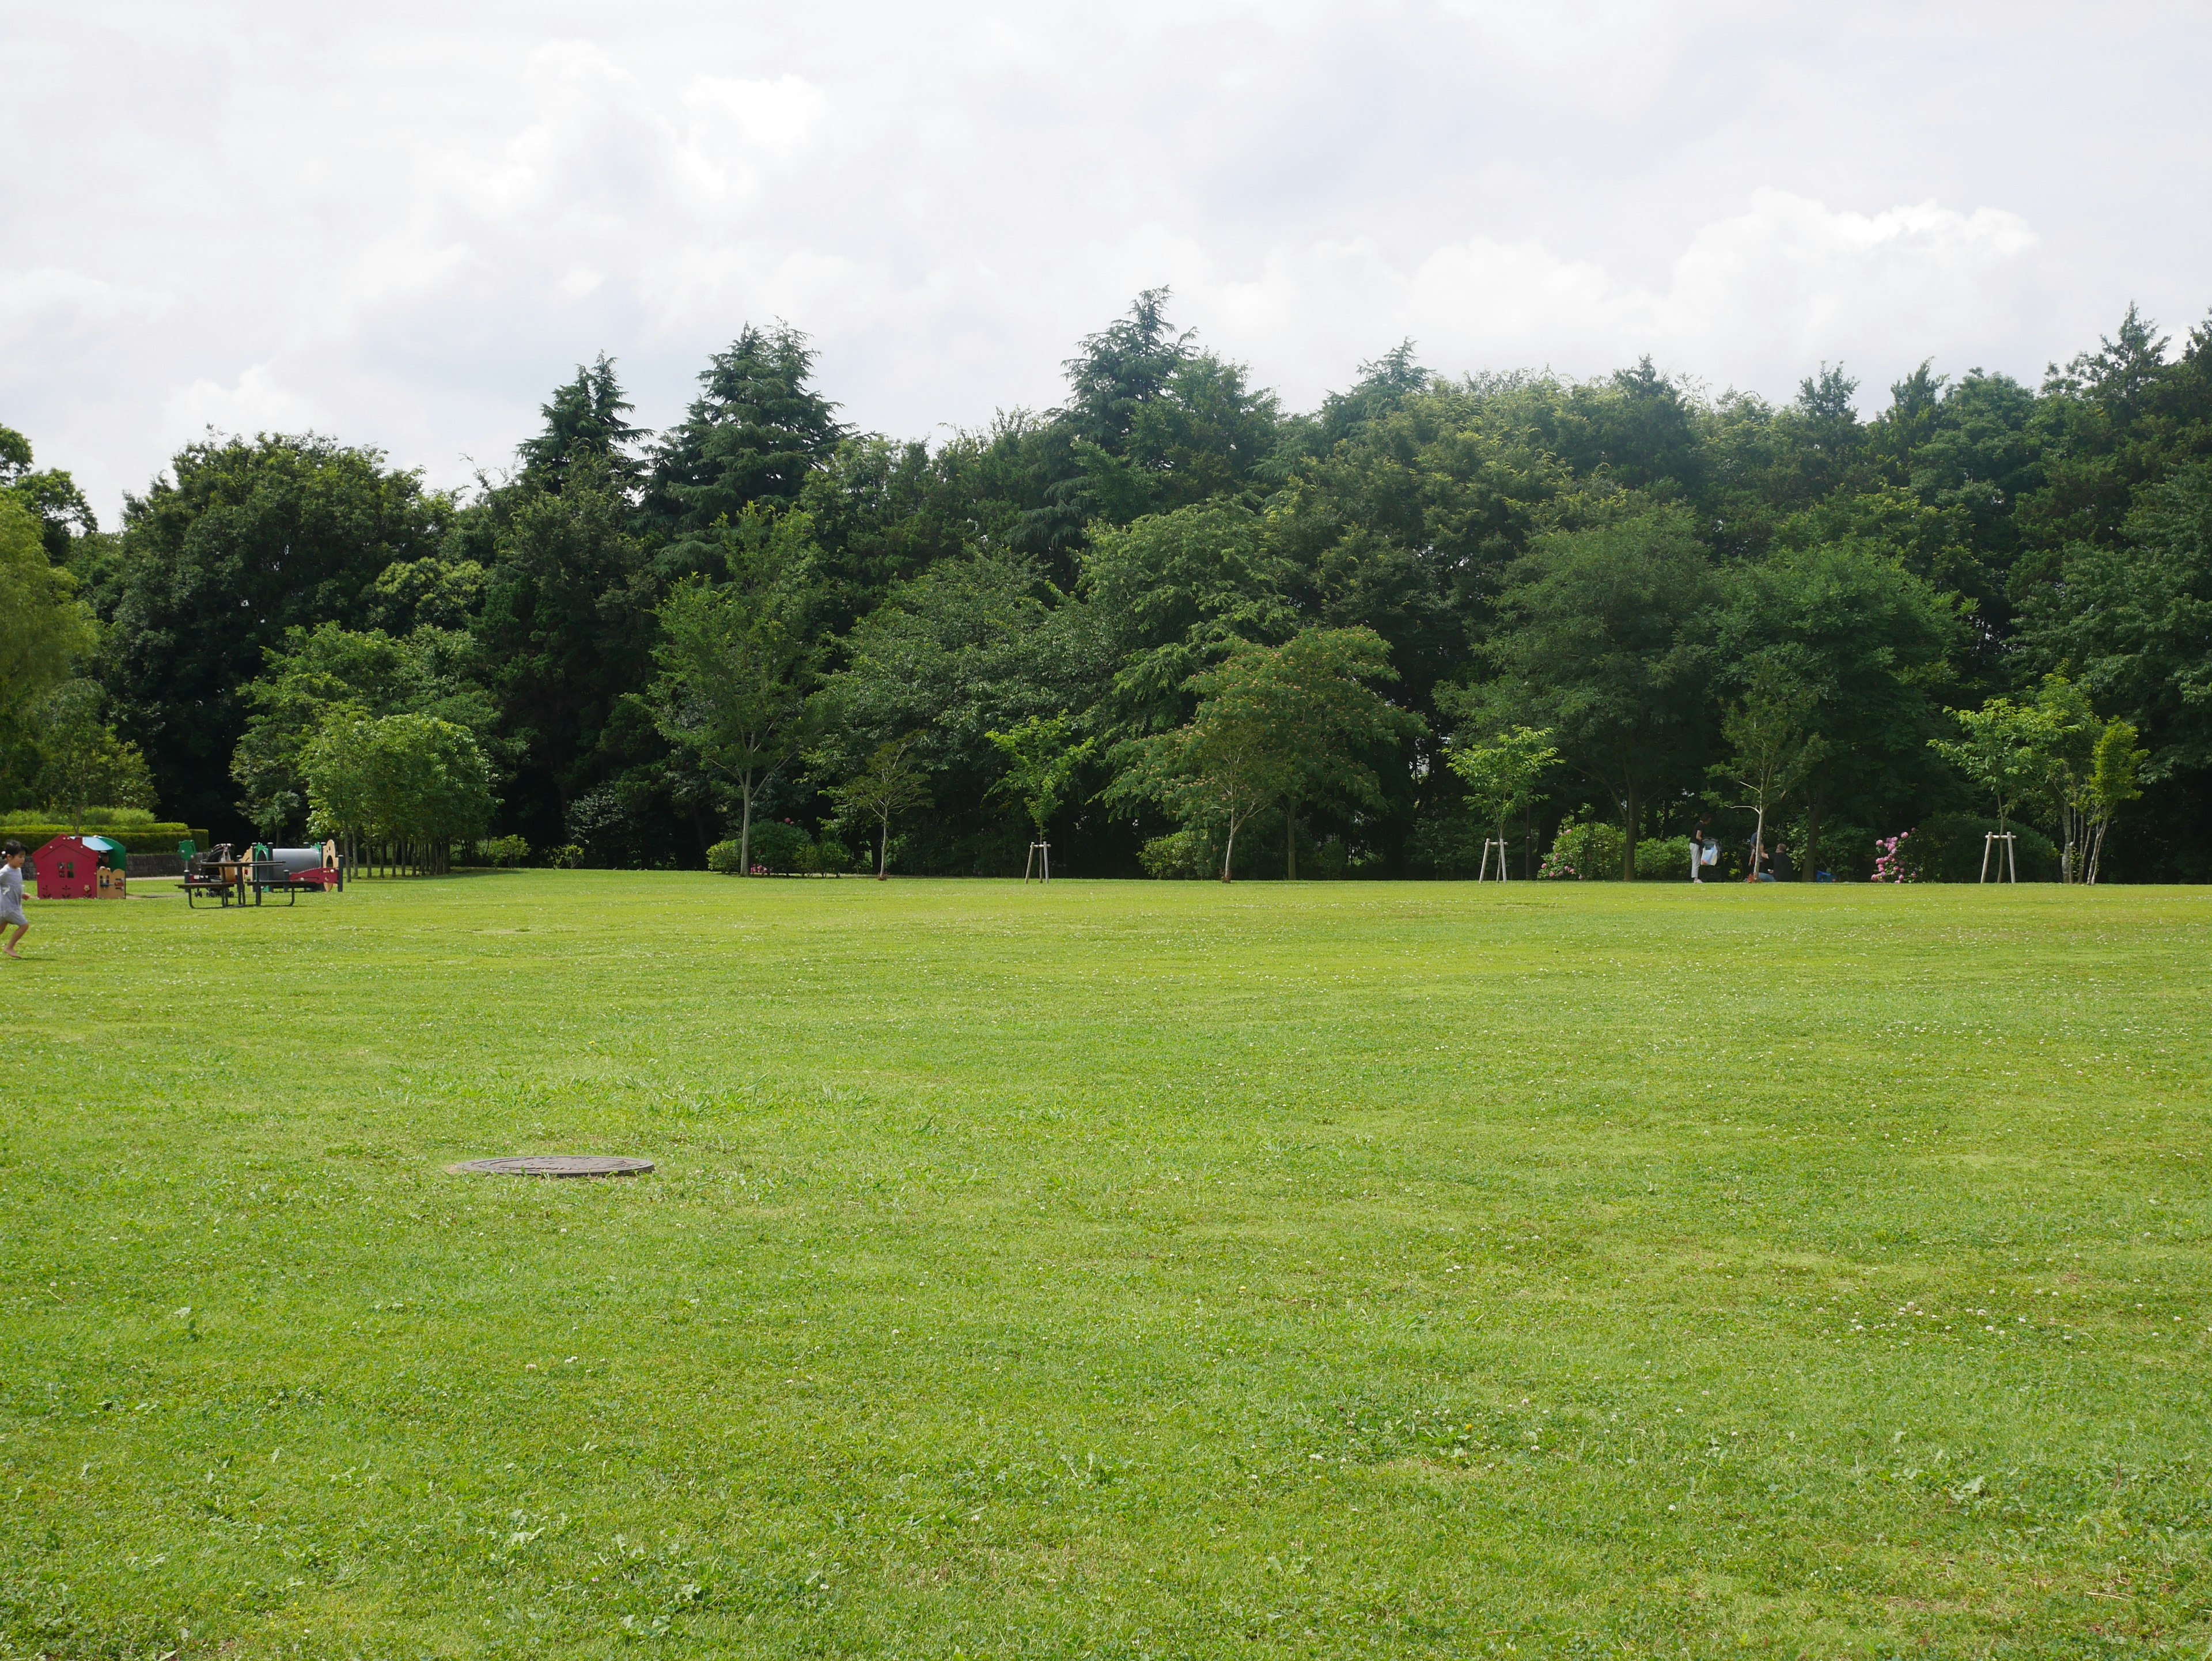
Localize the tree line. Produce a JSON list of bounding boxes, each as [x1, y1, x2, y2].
[[5, 290, 2209, 879]]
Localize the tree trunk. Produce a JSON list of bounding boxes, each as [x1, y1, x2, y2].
[[1221, 814, 1240, 882], [1524, 803, 1534, 880], [1622, 781, 1639, 880], [1285, 803, 1297, 880], [1751, 802, 1767, 881], [739, 778, 755, 875], [1805, 797, 1823, 881], [876, 815, 888, 879]]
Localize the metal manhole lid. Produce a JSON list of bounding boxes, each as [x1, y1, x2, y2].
[[445, 1155, 654, 1178]]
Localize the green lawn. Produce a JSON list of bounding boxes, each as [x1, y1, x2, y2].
[[5, 874, 2211, 1658]]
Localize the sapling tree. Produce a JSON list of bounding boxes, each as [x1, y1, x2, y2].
[[1711, 659, 1822, 876], [1445, 725, 1558, 878], [2085, 717, 2146, 883], [2022, 675, 2145, 883], [1931, 695, 2048, 842], [648, 512, 818, 875], [825, 733, 929, 879], [986, 713, 1096, 845]]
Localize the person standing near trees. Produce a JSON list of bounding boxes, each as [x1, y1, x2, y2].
[[0, 842, 30, 959], [1690, 814, 1711, 884]]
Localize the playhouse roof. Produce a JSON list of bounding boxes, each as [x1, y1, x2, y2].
[[39, 834, 128, 869]]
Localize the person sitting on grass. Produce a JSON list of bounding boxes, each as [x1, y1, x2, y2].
[[1771, 838, 1795, 883], [1, 842, 29, 959]]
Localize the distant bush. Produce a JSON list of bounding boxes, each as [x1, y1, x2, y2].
[[749, 820, 817, 873], [1635, 835, 1692, 881], [707, 822, 822, 875], [1141, 827, 1217, 879], [479, 834, 529, 867], [1540, 817, 1624, 880], [1408, 803, 1482, 877], [546, 843, 585, 869], [1308, 836, 1350, 879]]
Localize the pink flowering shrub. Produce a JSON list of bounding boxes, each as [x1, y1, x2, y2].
[[1871, 830, 1918, 883]]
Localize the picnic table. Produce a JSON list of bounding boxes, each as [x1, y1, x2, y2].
[[181, 845, 342, 907]]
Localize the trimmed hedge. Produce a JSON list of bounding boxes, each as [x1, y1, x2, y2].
[[0, 823, 210, 854]]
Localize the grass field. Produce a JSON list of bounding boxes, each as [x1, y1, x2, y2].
[[5, 873, 2211, 1659]]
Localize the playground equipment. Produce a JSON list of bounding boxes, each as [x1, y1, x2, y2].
[[30, 835, 128, 900], [183, 841, 345, 907]]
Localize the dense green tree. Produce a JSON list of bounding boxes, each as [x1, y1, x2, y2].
[[37, 286, 2212, 879], [1111, 627, 1419, 880], [1080, 501, 1299, 735], [2018, 462, 2212, 786], [0, 494, 96, 719], [99, 434, 448, 837], [230, 623, 499, 838], [471, 460, 657, 845], [1, 423, 99, 562], [304, 712, 493, 874], [1714, 538, 1964, 871], [34, 678, 157, 828], [1460, 505, 1719, 876], [516, 355, 644, 494], [647, 325, 844, 532]]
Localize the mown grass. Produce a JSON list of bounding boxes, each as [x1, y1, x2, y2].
[[3, 873, 2210, 1658]]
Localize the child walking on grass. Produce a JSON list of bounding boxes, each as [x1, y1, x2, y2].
[[1, 842, 29, 959]]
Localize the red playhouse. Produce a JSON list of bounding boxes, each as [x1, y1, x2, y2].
[[31, 835, 120, 900]]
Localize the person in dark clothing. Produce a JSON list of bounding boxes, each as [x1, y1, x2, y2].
[[1771, 838, 1796, 882]]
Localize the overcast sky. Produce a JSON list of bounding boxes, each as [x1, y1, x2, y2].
[[6, 1, 2209, 520]]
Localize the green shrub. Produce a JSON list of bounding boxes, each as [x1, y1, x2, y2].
[[707, 823, 821, 875], [1635, 835, 1692, 881], [1540, 817, 1624, 880], [1141, 828, 1217, 879], [749, 820, 817, 874], [479, 835, 529, 867]]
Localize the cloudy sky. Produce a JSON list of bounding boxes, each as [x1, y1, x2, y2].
[[5, 1, 2209, 519]]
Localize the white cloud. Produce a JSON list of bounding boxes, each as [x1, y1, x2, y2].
[[0, 2, 2203, 514], [1201, 190, 2044, 403], [162, 364, 324, 443]]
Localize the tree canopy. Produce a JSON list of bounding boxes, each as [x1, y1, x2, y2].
[[25, 290, 2212, 879]]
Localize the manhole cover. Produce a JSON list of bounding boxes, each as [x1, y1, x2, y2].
[[445, 1155, 655, 1178]]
